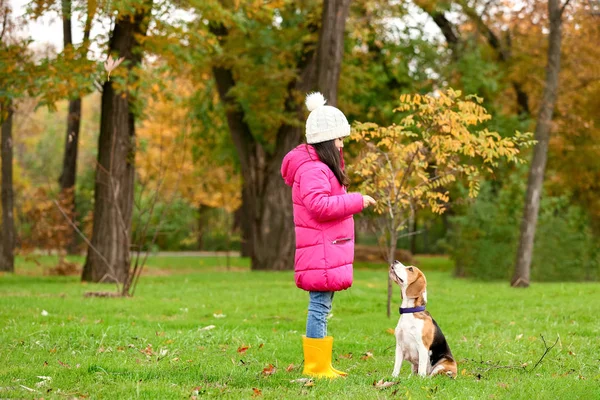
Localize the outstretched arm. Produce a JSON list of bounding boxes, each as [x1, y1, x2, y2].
[[299, 168, 363, 222]]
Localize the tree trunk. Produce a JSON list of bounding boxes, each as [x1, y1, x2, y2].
[[212, 0, 352, 270], [196, 204, 210, 250], [512, 0, 564, 288], [81, 4, 151, 283], [386, 230, 398, 318], [316, 0, 352, 106], [0, 103, 15, 272], [59, 0, 82, 254]]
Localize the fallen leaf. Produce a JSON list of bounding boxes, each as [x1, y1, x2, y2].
[[361, 351, 374, 360], [339, 353, 353, 359], [58, 359, 71, 368], [213, 312, 226, 318], [568, 351, 576, 356], [252, 387, 262, 397], [43, 361, 48, 367], [262, 364, 276, 376], [386, 328, 395, 335], [515, 334, 523, 340], [373, 379, 396, 389], [304, 380, 314, 387], [156, 331, 165, 336], [237, 345, 250, 354], [461, 369, 467, 376], [259, 343, 264, 349], [290, 378, 312, 383], [286, 364, 295, 372], [141, 344, 153, 356], [171, 357, 180, 362]]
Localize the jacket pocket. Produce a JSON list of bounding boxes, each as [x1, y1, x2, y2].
[[332, 237, 352, 244]]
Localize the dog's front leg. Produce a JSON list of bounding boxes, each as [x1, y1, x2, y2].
[[392, 339, 404, 377], [417, 345, 429, 377], [392, 342, 404, 377]]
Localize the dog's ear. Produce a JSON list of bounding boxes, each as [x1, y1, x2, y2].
[[406, 271, 426, 298]]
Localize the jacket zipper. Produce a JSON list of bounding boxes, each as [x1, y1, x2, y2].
[[332, 238, 352, 244]]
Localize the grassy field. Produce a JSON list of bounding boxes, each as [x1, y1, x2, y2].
[[1, 255, 599, 399]]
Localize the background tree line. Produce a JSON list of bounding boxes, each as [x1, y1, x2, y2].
[[1, 0, 598, 285]]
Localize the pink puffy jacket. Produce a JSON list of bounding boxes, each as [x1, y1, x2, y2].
[[281, 144, 364, 292]]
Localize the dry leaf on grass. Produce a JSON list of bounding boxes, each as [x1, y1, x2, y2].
[[361, 351, 374, 360], [199, 325, 215, 331], [252, 387, 262, 397], [373, 379, 397, 389], [237, 345, 250, 354], [291, 378, 314, 387], [262, 364, 276, 376], [141, 344, 153, 356]]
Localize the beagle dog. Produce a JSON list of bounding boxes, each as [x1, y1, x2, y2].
[[389, 261, 457, 378]]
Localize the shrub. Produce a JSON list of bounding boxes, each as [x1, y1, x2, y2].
[[448, 180, 599, 281]]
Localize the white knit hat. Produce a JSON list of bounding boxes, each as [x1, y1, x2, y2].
[[305, 92, 350, 144]]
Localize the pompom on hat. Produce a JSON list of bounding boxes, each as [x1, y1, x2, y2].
[[304, 92, 351, 144]]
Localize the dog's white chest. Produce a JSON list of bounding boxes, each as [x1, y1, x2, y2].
[[395, 315, 425, 364]]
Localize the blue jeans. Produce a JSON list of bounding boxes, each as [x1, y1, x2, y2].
[[306, 291, 334, 338]]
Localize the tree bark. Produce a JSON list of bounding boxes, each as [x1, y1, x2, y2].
[[0, 103, 15, 272], [512, 0, 564, 287], [81, 4, 151, 283], [196, 204, 210, 250], [316, 0, 351, 106], [59, 0, 81, 254], [212, 0, 351, 270]]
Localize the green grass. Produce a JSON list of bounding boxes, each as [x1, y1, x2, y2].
[[1, 255, 599, 399]]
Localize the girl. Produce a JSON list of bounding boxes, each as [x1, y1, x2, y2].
[[281, 92, 375, 378]]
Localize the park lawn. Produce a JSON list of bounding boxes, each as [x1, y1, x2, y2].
[[1, 255, 599, 399]]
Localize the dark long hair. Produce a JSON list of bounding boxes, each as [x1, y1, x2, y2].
[[312, 140, 350, 187]]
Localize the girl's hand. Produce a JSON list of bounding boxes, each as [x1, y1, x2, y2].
[[362, 195, 376, 208]]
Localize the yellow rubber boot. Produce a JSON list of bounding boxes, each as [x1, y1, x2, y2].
[[302, 336, 347, 378]]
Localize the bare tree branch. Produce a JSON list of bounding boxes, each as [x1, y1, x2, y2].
[[53, 199, 121, 292], [560, 0, 572, 16], [530, 334, 560, 371]]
